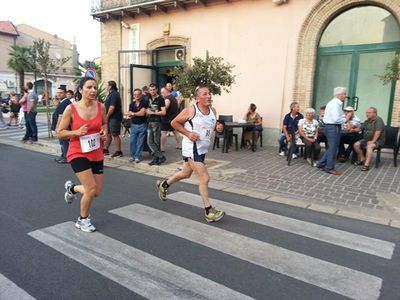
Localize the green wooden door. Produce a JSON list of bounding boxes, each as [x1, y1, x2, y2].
[[313, 5, 400, 123], [314, 44, 399, 123]]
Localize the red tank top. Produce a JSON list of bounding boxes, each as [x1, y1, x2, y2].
[[67, 102, 104, 162]]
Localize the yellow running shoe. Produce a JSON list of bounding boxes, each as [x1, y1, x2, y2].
[[205, 207, 225, 223], [156, 179, 168, 201]]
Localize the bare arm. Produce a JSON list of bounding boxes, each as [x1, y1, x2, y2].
[[128, 106, 146, 118], [56, 106, 87, 140], [106, 105, 115, 121], [171, 106, 199, 142], [369, 130, 382, 144], [100, 104, 108, 140]]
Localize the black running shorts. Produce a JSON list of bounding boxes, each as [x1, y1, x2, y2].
[[70, 157, 104, 174]]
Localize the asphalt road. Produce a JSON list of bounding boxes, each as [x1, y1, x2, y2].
[[1, 143, 400, 300]]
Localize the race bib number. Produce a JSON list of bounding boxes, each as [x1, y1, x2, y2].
[[200, 126, 213, 141], [80, 133, 100, 153]]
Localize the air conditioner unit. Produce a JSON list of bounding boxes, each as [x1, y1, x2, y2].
[[175, 48, 185, 61], [6, 80, 15, 88]]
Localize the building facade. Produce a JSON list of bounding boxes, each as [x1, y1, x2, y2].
[[92, 0, 400, 143], [0, 22, 78, 98]]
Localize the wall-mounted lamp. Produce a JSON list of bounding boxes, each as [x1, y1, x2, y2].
[[121, 21, 131, 29], [272, 0, 287, 4]]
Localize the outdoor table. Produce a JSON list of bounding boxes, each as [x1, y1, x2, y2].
[[223, 122, 257, 153]]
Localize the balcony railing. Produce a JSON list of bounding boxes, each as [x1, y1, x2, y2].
[[91, 0, 155, 13]]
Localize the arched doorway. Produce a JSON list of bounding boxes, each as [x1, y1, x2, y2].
[[313, 5, 400, 123]]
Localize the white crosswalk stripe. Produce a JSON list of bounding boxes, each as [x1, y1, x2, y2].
[[167, 191, 395, 259], [0, 123, 49, 140], [0, 273, 36, 300], [110, 204, 382, 300], [28, 222, 253, 300], [27, 191, 393, 300]]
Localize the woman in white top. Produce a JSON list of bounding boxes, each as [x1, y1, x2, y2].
[[298, 108, 321, 165], [156, 87, 225, 223]]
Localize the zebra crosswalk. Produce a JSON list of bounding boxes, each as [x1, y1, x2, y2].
[[28, 191, 396, 300], [0, 273, 36, 300], [0, 122, 49, 141]]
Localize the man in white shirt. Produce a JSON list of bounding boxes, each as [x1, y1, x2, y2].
[[316, 87, 348, 175]]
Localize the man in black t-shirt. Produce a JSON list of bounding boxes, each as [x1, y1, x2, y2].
[[160, 87, 180, 151], [128, 88, 149, 163], [104, 81, 123, 157], [146, 84, 166, 165]]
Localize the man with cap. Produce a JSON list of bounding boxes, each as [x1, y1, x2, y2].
[[316, 87, 349, 175], [337, 106, 361, 162], [52, 86, 72, 163]]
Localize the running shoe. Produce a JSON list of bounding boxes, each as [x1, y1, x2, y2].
[[156, 179, 168, 201], [111, 151, 123, 158], [75, 217, 96, 232], [64, 180, 77, 204], [205, 208, 225, 223]]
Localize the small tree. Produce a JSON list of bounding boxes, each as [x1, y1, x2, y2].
[[378, 54, 400, 85], [174, 51, 235, 99], [32, 38, 70, 138], [7, 45, 35, 95]]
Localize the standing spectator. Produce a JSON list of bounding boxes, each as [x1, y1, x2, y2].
[[147, 84, 166, 165], [165, 82, 178, 97], [18, 88, 28, 129], [160, 87, 180, 151], [128, 88, 149, 163], [103, 80, 123, 157], [316, 105, 327, 145], [316, 87, 347, 175], [338, 106, 361, 162], [0, 99, 7, 129], [298, 108, 321, 166], [66, 89, 76, 103], [8, 91, 20, 126], [142, 86, 151, 102], [22, 82, 38, 143], [52, 86, 72, 164], [353, 107, 385, 171], [278, 102, 303, 157]]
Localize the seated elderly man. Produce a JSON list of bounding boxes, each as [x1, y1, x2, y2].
[[353, 107, 385, 171], [338, 106, 361, 162], [298, 108, 321, 166], [278, 102, 304, 158]]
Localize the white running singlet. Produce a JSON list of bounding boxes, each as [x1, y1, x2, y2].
[[182, 104, 216, 158]]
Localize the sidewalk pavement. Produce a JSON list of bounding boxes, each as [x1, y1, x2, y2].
[[5, 118, 400, 227]]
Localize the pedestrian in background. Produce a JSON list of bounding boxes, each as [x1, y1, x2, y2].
[[66, 89, 76, 103], [18, 88, 28, 129], [160, 87, 181, 151], [103, 80, 123, 158], [52, 86, 72, 164], [128, 88, 148, 163], [147, 83, 166, 165], [316, 87, 348, 175], [57, 77, 107, 233], [8, 91, 20, 126], [22, 82, 38, 143]]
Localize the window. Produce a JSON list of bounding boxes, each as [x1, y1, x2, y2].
[[319, 6, 400, 47]]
